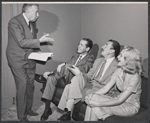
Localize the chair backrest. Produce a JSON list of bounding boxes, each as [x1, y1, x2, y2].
[[143, 58, 148, 78], [140, 76, 148, 109]]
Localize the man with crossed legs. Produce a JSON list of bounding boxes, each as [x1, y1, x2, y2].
[[40, 38, 95, 121]]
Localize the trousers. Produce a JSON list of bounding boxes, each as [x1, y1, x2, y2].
[[58, 75, 86, 110], [10, 59, 36, 119]]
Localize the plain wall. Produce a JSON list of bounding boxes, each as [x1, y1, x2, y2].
[[81, 4, 148, 60], [36, 4, 81, 74]]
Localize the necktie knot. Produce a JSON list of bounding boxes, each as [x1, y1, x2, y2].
[[78, 55, 82, 61]]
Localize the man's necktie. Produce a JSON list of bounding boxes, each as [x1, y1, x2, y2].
[[95, 60, 106, 81], [29, 21, 34, 34], [74, 55, 82, 66]]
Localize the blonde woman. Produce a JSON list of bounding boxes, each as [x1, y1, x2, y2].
[[84, 46, 143, 121]]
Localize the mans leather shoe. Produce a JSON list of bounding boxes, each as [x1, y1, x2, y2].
[[41, 108, 52, 121], [27, 110, 39, 116], [18, 117, 29, 121], [57, 108, 71, 121], [35, 74, 47, 83]]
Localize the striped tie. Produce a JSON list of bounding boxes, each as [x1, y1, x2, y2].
[[74, 55, 82, 66]]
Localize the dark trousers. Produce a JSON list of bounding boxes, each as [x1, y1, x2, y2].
[[10, 59, 36, 119]]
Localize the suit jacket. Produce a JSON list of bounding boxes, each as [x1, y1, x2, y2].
[[81, 57, 119, 99], [6, 13, 40, 69], [55, 53, 95, 85]]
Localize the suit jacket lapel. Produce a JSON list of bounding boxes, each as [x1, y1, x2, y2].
[[19, 14, 33, 37], [92, 58, 104, 78], [71, 54, 79, 65], [100, 59, 118, 82], [76, 54, 90, 66], [76, 54, 86, 66]]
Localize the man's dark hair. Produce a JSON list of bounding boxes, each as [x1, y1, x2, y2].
[[82, 38, 93, 52], [22, 4, 39, 13], [108, 39, 120, 58]]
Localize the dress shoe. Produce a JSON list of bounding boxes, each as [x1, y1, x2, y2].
[[27, 110, 39, 116], [41, 108, 52, 121], [35, 74, 47, 83], [18, 117, 29, 121], [57, 108, 71, 121]]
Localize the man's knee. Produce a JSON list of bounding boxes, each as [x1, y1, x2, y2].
[[71, 74, 83, 84], [47, 75, 57, 86], [64, 84, 70, 90]]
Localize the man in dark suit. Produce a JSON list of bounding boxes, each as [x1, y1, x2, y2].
[[57, 39, 120, 121], [6, 4, 54, 121], [40, 38, 95, 121]]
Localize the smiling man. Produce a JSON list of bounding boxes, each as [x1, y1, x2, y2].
[[39, 38, 94, 121], [57, 39, 121, 121], [6, 4, 55, 121]]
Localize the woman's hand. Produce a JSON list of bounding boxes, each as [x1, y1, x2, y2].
[[85, 94, 93, 103], [88, 100, 101, 107], [67, 65, 81, 75]]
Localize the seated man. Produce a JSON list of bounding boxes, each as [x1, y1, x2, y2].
[[40, 38, 95, 121], [56, 39, 121, 121]]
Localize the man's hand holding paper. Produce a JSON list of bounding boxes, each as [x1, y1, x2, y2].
[[28, 52, 54, 62]]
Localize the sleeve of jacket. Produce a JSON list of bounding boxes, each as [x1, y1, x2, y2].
[[78, 54, 95, 73], [8, 19, 40, 49]]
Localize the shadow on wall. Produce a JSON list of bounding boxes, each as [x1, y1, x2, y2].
[[90, 43, 99, 59], [36, 10, 60, 37], [35, 60, 63, 74], [36, 10, 60, 64]]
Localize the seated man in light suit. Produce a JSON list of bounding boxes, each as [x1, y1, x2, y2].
[[57, 39, 121, 121], [40, 38, 95, 121]]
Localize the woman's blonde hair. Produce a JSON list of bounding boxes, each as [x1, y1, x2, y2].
[[121, 46, 143, 75]]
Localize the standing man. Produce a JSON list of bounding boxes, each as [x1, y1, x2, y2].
[[57, 39, 120, 121], [39, 38, 95, 121], [6, 4, 54, 121]]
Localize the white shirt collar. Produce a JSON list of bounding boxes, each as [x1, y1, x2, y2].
[[22, 13, 30, 25], [105, 57, 115, 63], [79, 53, 87, 59]]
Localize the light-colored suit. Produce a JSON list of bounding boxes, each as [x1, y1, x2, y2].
[[42, 54, 95, 100], [58, 57, 119, 110], [6, 13, 40, 119]]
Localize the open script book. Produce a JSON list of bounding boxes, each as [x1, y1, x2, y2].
[[28, 52, 54, 61]]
